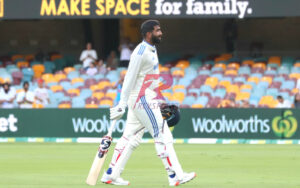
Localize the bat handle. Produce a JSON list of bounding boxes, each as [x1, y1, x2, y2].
[[106, 120, 117, 137]]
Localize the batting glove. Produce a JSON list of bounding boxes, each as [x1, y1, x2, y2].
[[110, 103, 126, 120]]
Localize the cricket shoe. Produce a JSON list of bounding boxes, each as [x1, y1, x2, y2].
[[168, 174, 180, 186], [101, 172, 130, 186], [168, 172, 197, 186]]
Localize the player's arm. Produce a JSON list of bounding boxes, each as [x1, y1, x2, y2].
[[119, 54, 143, 106], [110, 53, 143, 120]]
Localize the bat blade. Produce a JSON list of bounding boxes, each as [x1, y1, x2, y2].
[[86, 135, 113, 186], [86, 151, 108, 186], [86, 120, 115, 186]]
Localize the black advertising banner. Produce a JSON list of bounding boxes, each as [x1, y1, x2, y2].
[[0, 0, 300, 20], [0, 108, 299, 139]]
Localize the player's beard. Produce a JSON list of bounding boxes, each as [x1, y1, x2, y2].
[[151, 34, 162, 45]]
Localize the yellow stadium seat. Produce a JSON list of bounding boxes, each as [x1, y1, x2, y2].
[[247, 77, 260, 84], [294, 62, 300, 67], [214, 63, 226, 70], [240, 84, 252, 90], [33, 103, 44, 109], [90, 85, 101, 92], [162, 92, 172, 100], [54, 74, 67, 82], [71, 77, 84, 84], [12, 54, 24, 62], [45, 77, 57, 84], [268, 56, 281, 65], [205, 77, 218, 89], [106, 92, 117, 100], [120, 70, 127, 76], [25, 54, 35, 62], [271, 100, 279, 108], [67, 88, 80, 96], [253, 63, 266, 70], [176, 60, 190, 69], [42, 73, 54, 81], [64, 67, 76, 74], [289, 73, 300, 79], [173, 85, 185, 92], [227, 63, 240, 70], [259, 96, 275, 107], [170, 92, 185, 103], [58, 103, 71, 108], [236, 92, 250, 101], [3, 78, 11, 83], [218, 80, 231, 89], [225, 70, 238, 76], [242, 60, 254, 66], [51, 85, 63, 92], [51, 54, 63, 61], [191, 104, 204, 108], [98, 81, 111, 90], [100, 99, 114, 107], [292, 88, 299, 94], [17, 61, 29, 68], [227, 84, 239, 94], [159, 66, 170, 73], [172, 70, 185, 78], [85, 104, 98, 108], [32, 64, 45, 78], [92, 92, 105, 100], [261, 76, 273, 85], [214, 56, 228, 63], [220, 53, 233, 59], [218, 99, 232, 108]]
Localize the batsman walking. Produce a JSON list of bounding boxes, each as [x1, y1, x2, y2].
[[101, 20, 196, 186]]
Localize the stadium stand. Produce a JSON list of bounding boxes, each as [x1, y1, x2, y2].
[[0, 53, 300, 109]]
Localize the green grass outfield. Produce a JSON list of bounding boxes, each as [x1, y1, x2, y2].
[[0, 143, 300, 188]]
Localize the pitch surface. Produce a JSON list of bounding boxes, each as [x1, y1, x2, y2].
[[0, 143, 299, 188]]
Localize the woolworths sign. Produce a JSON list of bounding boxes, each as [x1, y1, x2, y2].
[[192, 115, 270, 134], [72, 115, 126, 134], [172, 109, 299, 139], [0, 109, 299, 139]]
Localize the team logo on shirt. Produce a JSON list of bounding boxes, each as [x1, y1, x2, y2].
[[272, 110, 297, 138]]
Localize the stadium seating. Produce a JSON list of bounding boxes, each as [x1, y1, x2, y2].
[[1, 53, 300, 109]]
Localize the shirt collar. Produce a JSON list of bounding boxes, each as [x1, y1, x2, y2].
[[142, 40, 156, 52]]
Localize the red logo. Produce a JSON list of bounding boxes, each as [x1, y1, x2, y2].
[[134, 74, 173, 108]]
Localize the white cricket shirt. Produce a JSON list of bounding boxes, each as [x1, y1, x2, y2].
[[120, 40, 160, 105]]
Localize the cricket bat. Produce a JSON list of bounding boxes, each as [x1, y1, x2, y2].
[[86, 120, 117, 186]]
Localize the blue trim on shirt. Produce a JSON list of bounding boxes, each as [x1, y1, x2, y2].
[[137, 45, 146, 55]]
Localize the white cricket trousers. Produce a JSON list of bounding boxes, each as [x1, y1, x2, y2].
[[109, 94, 184, 180]]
